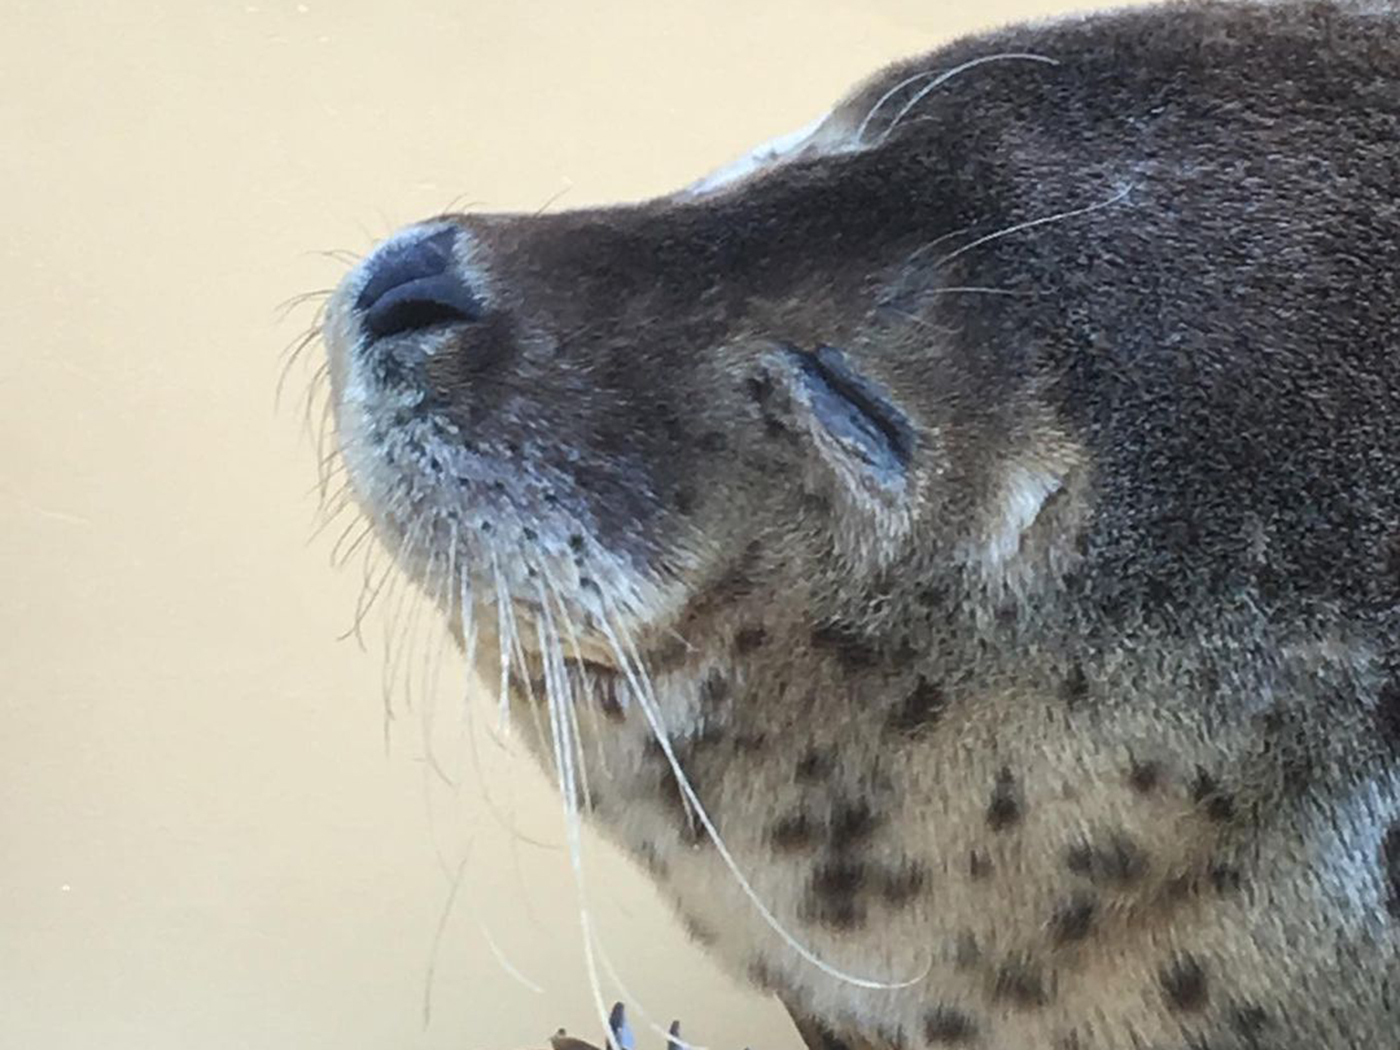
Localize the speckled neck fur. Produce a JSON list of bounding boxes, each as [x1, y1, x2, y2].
[[319, 2, 1400, 1047]]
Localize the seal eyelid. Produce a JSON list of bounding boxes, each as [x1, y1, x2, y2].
[[786, 344, 915, 483]]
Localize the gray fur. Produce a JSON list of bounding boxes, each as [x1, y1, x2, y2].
[[319, 2, 1400, 1047]]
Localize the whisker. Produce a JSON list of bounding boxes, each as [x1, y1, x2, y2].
[[330, 516, 374, 569], [541, 572, 613, 780], [877, 52, 1059, 144], [386, 532, 435, 714], [274, 287, 334, 322], [306, 247, 362, 265], [535, 602, 616, 1048], [345, 527, 410, 647], [595, 599, 927, 992], [929, 183, 1135, 273], [420, 544, 460, 787], [275, 324, 326, 415], [421, 850, 471, 1029], [853, 65, 946, 145], [490, 550, 516, 734], [533, 185, 573, 216], [477, 916, 546, 995]]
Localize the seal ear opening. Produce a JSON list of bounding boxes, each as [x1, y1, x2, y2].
[[785, 344, 915, 493]]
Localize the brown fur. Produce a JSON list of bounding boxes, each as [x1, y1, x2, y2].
[[319, 2, 1400, 1046]]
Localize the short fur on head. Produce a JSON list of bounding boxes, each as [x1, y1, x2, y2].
[[318, 2, 1400, 1047]]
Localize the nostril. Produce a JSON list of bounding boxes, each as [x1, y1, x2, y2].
[[355, 226, 482, 341]]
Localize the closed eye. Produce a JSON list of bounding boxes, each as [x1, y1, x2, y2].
[[786, 345, 914, 485]]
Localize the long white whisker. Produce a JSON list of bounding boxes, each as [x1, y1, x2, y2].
[[421, 542, 460, 787], [421, 849, 471, 1029], [489, 548, 514, 734], [929, 183, 1134, 273], [853, 66, 945, 146], [477, 916, 546, 995], [541, 573, 614, 781], [878, 52, 1059, 144], [594, 600, 926, 991], [535, 604, 616, 1049]]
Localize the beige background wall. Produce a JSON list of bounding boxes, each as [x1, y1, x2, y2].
[[3, 2, 1127, 1047]]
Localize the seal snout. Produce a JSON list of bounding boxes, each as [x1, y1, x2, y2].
[[354, 224, 481, 342]]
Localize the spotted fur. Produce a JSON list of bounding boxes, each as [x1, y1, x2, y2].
[[320, 2, 1400, 1046]]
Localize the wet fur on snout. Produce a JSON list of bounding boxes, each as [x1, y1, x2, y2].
[[316, 2, 1400, 1048]]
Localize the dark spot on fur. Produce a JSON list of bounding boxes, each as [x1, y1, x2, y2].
[[747, 958, 780, 993], [811, 859, 865, 897], [986, 767, 1023, 831], [802, 1020, 851, 1050], [1191, 769, 1237, 822], [1061, 662, 1088, 706], [635, 841, 668, 877], [801, 893, 866, 930], [1066, 833, 1147, 885], [735, 625, 768, 653], [878, 861, 927, 905], [887, 677, 946, 737], [810, 621, 880, 671], [657, 768, 705, 846], [690, 726, 726, 753], [969, 850, 993, 880], [681, 915, 716, 946], [1383, 823, 1400, 919], [1230, 1004, 1272, 1043], [829, 798, 881, 851], [915, 582, 949, 609], [923, 1007, 977, 1044], [1050, 893, 1097, 944], [1378, 678, 1400, 746], [674, 487, 697, 515], [568, 533, 585, 553], [1128, 758, 1163, 794], [1161, 954, 1210, 1012], [596, 675, 626, 722], [796, 748, 836, 784], [734, 732, 768, 752], [699, 671, 729, 709], [698, 430, 728, 453], [651, 637, 689, 669], [1165, 873, 1199, 903], [954, 932, 981, 970], [804, 860, 868, 929], [747, 373, 773, 404], [770, 813, 818, 853], [994, 958, 1049, 1007], [1209, 862, 1244, 895]]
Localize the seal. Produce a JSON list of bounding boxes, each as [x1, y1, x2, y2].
[[317, 2, 1400, 1047]]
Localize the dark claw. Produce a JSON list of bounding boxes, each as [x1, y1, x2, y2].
[[549, 1004, 733, 1050], [609, 1002, 636, 1050]]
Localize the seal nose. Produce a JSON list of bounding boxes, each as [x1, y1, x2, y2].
[[355, 225, 482, 341]]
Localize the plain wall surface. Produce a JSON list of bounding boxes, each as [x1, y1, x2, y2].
[[2, 2, 1131, 1047]]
